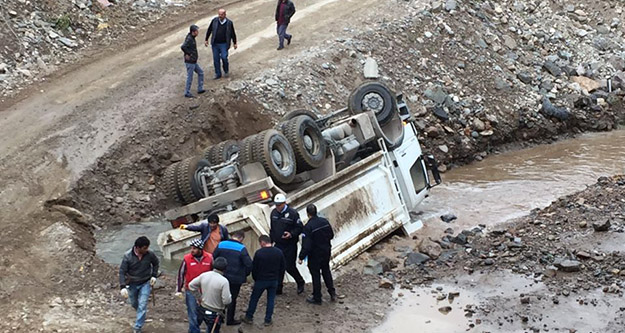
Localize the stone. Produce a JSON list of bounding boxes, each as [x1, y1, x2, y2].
[[432, 107, 449, 121], [451, 233, 468, 245], [374, 256, 398, 272], [517, 72, 532, 84], [556, 259, 581, 272], [472, 119, 485, 131], [115, 197, 124, 204], [424, 86, 448, 104], [576, 251, 592, 259], [58, 37, 77, 48], [379, 278, 394, 289], [425, 126, 440, 138], [579, 221, 587, 228], [444, 0, 456, 11], [440, 214, 457, 223], [592, 219, 610, 232], [502, 35, 517, 49], [363, 259, 383, 275], [576, 29, 588, 37], [424, 31, 433, 38], [140, 154, 152, 162], [438, 306, 452, 314], [8, 10, 17, 16], [520, 296, 530, 304], [543, 61, 562, 77], [438, 145, 449, 153], [265, 78, 278, 86], [418, 239, 442, 260], [571, 76, 601, 92], [543, 266, 557, 278], [48, 30, 59, 39], [494, 77, 511, 90], [363, 57, 379, 79], [484, 258, 495, 265], [540, 98, 569, 121], [404, 252, 431, 266]]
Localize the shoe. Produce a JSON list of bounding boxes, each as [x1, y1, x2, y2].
[[226, 319, 241, 326], [241, 316, 253, 325], [277, 46, 284, 50], [198, 89, 206, 94], [264, 320, 273, 326], [287, 36, 292, 45], [224, 72, 229, 78], [297, 284, 305, 295], [213, 75, 221, 80], [184, 94, 195, 98], [330, 293, 337, 302], [306, 296, 322, 305]]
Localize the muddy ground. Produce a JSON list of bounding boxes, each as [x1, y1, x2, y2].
[[1, 0, 625, 332]]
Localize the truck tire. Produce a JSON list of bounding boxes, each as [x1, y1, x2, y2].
[[177, 157, 210, 204], [237, 134, 257, 166], [348, 82, 396, 126], [204, 140, 240, 165], [283, 115, 326, 171], [280, 109, 319, 122], [253, 129, 297, 184], [163, 162, 184, 203]]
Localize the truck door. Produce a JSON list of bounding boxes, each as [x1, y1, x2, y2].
[[391, 123, 430, 212]]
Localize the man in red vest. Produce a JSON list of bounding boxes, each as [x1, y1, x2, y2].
[[176, 239, 213, 333]]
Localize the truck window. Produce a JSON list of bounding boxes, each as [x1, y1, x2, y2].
[[410, 157, 427, 194]]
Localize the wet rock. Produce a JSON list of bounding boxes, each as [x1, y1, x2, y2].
[[405, 252, 431, 266], [543, 61, 563, 77], [540, 98, 569, 121], [556, 259, 582, 272], [432, 106, 449, 121], [440, 214, 457, 223], [592, 219, 610, 232]]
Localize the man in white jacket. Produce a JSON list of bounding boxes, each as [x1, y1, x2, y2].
[[188, 257, 231, 333]]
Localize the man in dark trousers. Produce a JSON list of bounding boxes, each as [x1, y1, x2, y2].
[[242, 235, 285, 327], [269, 193, 305, 295], [180, 24, 205, 98], [180, 213, 229, 254], [176, 239, 213, 333], [298, 204, 337, 305], [188, 257, 231, 333], [275, 0, 296, 50], [212, 231, 253, 326], [119, 236, 160, 333], [204, 9, 237, 79]]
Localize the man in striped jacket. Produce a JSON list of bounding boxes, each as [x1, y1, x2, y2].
[[176, 239, 213, 333]]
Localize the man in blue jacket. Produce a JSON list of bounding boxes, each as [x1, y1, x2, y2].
[[204, 9, 238, 79], [180, 213, 229, 254], [180, 24, 205, 98], [213, 231, 253, 325]]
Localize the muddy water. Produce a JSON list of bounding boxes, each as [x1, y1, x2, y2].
[[95, 222, 180, 274], [419, 130, 625, 234]]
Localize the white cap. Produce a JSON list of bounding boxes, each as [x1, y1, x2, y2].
[[274, 193, 287, 204]]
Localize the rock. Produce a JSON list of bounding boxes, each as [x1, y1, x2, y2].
[[265, 78, 278, 86], [484, 258, 495, 266], [570, 76, 601, 92], [424, 31, 433, 38], [472, 119, 485, 131], [502, 35, 517, 49], [363, 57, 379, 79], [543, 266, 557, 278], [48, 30, 59, 39], [363, 259, 383, 275], [444, 0, 456, 12], [58, 37, 77, 48], [424, 86, 448, 105], [8, 10, 17, 16], [226, 81, 245, 92], [432, 106, 449, 121], [438, 306, 452, 314], [451, 233, 468, 245], [540, 98, 569, 121], [378, 278, 394, 289], [140, 154, 152, 162], [556, 259, 581, 272], [438, 145, 449, 153], [171, 154, 182, 162], [404, 252, 431, 266], [540, 80, 554, 91], [520, 296, 530, 304], [494, 77, 511, 90], [576, 29, 588, 37], [375, 256, 398, 272], [517, 72, 532, 84], [418, 239, 442, 259], [576, 251, 592, 259], [425, 126, 440, 138], [115, 197, 124, 204], [592, 219, 610, 232], [579, 221, 588, 228], [543, 61, 562, 77], [440, 214, 457, 223]]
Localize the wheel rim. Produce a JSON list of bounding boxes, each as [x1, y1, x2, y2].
[[362, 92, 384, 114], [270, 140, 293, 172], [302, 127, 320, 155]]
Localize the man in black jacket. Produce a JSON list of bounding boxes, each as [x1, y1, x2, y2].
[[269, 193, 305, 295], [242, 235, 286, 327], [275, 0, 296, 50], [180, 24, 205, 98], [213, 231, 253, 326], [119, 236, 160, 333], [204, 9, 238, 79], [298, 204, 336, 305]]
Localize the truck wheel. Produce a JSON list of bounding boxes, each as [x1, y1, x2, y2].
[[163, 162, 184, 203], [177, 157, 210, 204], [253, 129, 297, 184], [280, 109, 319, 122], [348, 82, 395, 126], [237, 134, 257, 166], [283, 115, 326, 171], [204, 140, 240, 165]]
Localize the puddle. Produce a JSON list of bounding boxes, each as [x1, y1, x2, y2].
[[95, 221, 180, 274]]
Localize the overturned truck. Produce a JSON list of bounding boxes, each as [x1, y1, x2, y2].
[[157, 82, 441, 279]]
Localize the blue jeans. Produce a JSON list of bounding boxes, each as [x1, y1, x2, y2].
[[127, 281, 151, 330], [211, 43, 229, 77], [245, 280, 278, 323], [197, 305, 223, 333], [277, 24, 291, 48], [185, 291, 200, 333], [185, 63, 204, 96]]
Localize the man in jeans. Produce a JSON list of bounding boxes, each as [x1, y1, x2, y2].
[[204, 9, 237, 79], [242, 235, 285, 327], [180, 24, 205, 98], [188, 257, 231, 333], [274, 0, 296, 50], [176, 239, 213, 333], [119, 236, 160, 333]]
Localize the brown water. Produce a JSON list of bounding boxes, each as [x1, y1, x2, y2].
[[419, 130, 625, 235]]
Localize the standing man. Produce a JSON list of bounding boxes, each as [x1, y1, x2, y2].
[[298, 204, 337, 305], [269, 193, 305, 295], [176, 239, 213, 333], [242, 235, 286, 327], [213, 231, 253, 326], [180, 213, 229, 253], [188, 257, 231, 333], [180, 24, 205, 98], [119, 236, 160, 333], [204, 9, 237, 79], [275, 0, 296, 50]]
